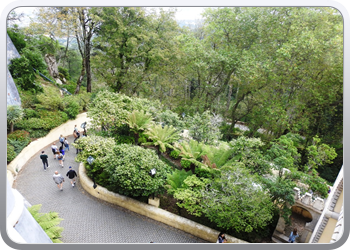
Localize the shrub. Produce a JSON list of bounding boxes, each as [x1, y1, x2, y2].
[[9, 56, 37, 91], [7, 143, 17, 163], [36, 86, 64, 111], [16, 110, 68, 131], [7, 28, 26, 53], [58, 66, 71, 80], [7, 130, 30, 141], [104, 144, 172, 197], [169, 149, 180, 159], [24, 108, 39, 118], [63, 96, 81, 119], [180, 159, 191, 169]]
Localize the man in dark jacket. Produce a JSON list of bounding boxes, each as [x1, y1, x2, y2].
[[66, 166, 78, 187], [39, 151, 49, 171]]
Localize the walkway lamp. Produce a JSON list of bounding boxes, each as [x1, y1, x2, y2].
[[149, 168, 156, 199], [87, 156, 97, 189]]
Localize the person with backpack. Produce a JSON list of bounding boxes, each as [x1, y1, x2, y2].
[[51, 143, 58, 160], [64, 137, 70, 151], [66, 166, 78, 187]]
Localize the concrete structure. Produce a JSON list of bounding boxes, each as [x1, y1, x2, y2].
[[7, 112, 91, 185], [79, 162, 247, 244], [6, 178, 52, 243], [309, 166, 344, 243], [6, 33, 21, 106]]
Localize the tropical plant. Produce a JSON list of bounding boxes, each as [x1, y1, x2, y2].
[[27, 204, 64, 243], [142, 123, 180, 155], [165, 169, 193, 195], [7, 105, 24, 133], [125, 110, 153, 145], [174, 139, 208, 168]]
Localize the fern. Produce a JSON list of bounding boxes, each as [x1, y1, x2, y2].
[[27, 204, 64, 243], [166, 169, 193, 195], [143, 123, 180, 153]]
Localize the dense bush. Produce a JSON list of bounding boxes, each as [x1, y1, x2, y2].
[[103, 144, 172, 197], [7, 28, 26, 53], [7, 130, 31, 155], [7, 143, 17, 163], [58, 66, 71, 80], [9, 56, 37, 90], [63, 96, 81, 119], [16, 111, 68, 131], [36, 86, 64, 111]]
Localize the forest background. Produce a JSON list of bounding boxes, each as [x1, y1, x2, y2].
[[6, 6, 343, 242]]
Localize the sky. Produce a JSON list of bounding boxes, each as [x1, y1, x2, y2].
[[11, 6, 208, 27]]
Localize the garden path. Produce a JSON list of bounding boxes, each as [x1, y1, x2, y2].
[[13, 135, 208, 244]]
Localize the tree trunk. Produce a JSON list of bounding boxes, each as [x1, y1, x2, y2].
[[10, 123, 14, 133], [74, 59, 85, 94], [85, 43, 92, 93]]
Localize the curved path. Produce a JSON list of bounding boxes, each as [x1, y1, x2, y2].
[[13, 135, 208, 244]]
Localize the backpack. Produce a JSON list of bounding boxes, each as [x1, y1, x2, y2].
[[59, 137, 64, 143]]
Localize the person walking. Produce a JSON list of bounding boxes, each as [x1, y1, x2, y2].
[[288, 228, 299, 243], [51, 143, 58, 160], [216, 232, 227, 243], [64, 137, 70, 151], [59, 134, 65, 147], [59, 146, 66, 160], [57, 151, 64, 168], [39, 151, 49, 171], [53, 171, 65, 191], [66, 166, 78, 187], [73, 129, 80, 143]]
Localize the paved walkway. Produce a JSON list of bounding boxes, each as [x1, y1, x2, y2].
[[13, 135, 208, 244]]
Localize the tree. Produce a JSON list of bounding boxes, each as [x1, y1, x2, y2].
[[226, 136, 270, 175], [201, 166, 275, 233], [91, 7, 180, 95], [7, 105, 24, 133], [186, 110, 222, 145]]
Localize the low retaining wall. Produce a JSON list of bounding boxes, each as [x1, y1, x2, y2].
[[78, 163, 247, 244], [7, 113, 91, 185]]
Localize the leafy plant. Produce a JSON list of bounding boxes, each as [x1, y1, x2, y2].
[[142, 123, 180, 155], [166, 169, 193, 195], [7, 143, 17, 163], [27, 204, 64, 243], [7, 105, 24, 133], [103, 144, 172, 197], [126, 110, 153, 145]]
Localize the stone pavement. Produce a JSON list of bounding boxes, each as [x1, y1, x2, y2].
[[13, 135, 208, 244]]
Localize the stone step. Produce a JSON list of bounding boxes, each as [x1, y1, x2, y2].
[[273, 232, 289, 243]]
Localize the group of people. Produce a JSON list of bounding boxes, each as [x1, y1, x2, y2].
[[52, 167, 78, 191], [39, 125, 84, 191]]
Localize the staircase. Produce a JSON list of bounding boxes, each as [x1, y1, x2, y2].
[[272, 232, 289, 243]]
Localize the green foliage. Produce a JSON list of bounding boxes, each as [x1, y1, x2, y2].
[[186, 110, 222, 145], [142, 123, 180, 153], [173, 175, 210, 217], [24, 108, 39, 118], [9, 56, 37, 91], [36, 86, 64, 111], [305, 136, 337, 172], [58, 66, 71, 80], [226, 136, 271, 175], [166, 169, 193, 195], [7, 143, 17, 163], [175, 140, 208, 167], [126, 110, 153, 144], [21, 47, 48, 73], [27, 204, 64, 243], [16, 110, 68, 131], [202, 167, 275, 233], [74, 135, 116, 185], [169, 149, 180, 159], [62, 95, 81, 119], [103, 144, 172, 197], [7, 105, 24, 132], [156, 110, 185, 131], [7, 28, 26, 53]]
